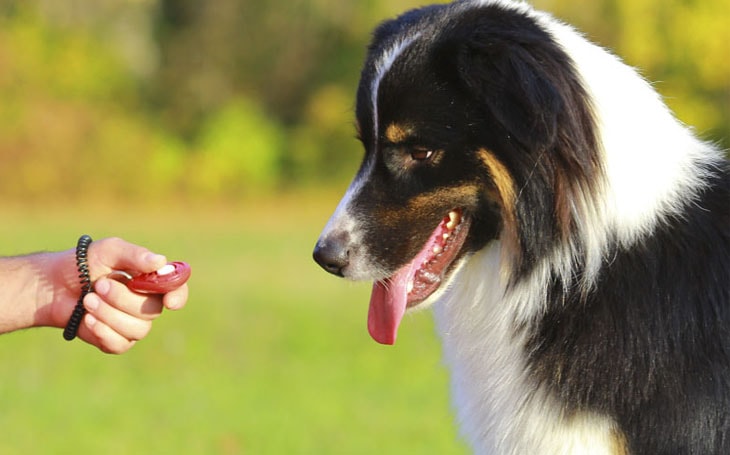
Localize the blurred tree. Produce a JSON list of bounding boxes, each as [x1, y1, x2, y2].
[[189, 97, 285, 196], [0, 0, 726, 203], [151, 0, 361, 137], [150, 0, 437, 187], [151, 0, 434, 136], [0, 2, 139, 200]]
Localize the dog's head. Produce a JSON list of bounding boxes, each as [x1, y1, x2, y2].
[[313, 2, 599, 344]]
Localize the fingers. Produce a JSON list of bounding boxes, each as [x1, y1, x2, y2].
[[80, 314, 139, 355], [80, 278, 163, 354], [93, 278, 164, 319], [84, 293, 156, 340], [163, 284, 189, 311]]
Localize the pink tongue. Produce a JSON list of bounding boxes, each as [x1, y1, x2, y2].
[[368, 270, 409, 345], [366, 213, 460, 345], [367, 222, 445, 345]]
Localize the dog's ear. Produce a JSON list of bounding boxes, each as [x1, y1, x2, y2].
[[445, 21, 571, 151]]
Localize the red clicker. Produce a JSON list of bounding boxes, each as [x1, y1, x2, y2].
[[110, 261, 192, 294]]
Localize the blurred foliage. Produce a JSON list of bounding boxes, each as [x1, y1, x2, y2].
[[0, 0, 727, 203], [539, 0, 730, 143]]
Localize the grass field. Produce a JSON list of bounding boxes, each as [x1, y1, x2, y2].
[[0, 195, 468, 454]]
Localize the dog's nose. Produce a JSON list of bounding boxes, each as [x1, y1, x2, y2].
[[313, 231, 351, 277]]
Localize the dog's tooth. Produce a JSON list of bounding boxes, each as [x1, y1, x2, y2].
[[446, 211, 460, 230], [443, 233, 450, 241], [422, 271, 438, 284], [446, 210, 461, 231], [433, 245, 443, 255], [407, 281, 414, 294]]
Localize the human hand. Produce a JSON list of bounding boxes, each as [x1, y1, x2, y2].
[[47, 237, 189, 354]]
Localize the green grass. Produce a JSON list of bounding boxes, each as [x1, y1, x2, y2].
[[0, 196, 468, 454]]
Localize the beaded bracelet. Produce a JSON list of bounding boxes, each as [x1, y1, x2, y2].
[[63, 235, 93, 341]]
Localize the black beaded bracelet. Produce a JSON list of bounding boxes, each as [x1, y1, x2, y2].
[[63, 235, 93, 341]]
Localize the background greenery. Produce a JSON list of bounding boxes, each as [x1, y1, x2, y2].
[[0, 0, 727, 202], [0, 201, 466, 454], [0, 0, 728, 453]]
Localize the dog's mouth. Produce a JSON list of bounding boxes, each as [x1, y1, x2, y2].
[[368, 209, 471, 345]]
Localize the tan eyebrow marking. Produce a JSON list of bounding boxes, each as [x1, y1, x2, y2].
[[385, 123, 412, 144]]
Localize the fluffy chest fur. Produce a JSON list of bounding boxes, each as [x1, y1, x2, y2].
[[433, 243, 627, 455]]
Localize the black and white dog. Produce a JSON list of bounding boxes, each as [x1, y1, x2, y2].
[[313, 0, 730, 453]]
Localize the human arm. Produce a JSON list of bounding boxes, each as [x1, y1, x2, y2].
[[0, 237, 189, 353]]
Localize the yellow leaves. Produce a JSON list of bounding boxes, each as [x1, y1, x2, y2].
[[191, 98, 285, 197], [304, 85, 352, 135], [672, 1, 730, 89], [536, 0, 729, 145], [287, 85, 363, 185], [0, 7, 130, 102], [612, 0, 666, 71], [663, 84, 723, 136]]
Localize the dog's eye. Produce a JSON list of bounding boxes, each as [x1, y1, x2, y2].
[[410, 148, 434, 161]]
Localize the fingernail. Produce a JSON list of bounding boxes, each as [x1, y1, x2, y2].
[[84, 293, 100, 311], [94, 278, 111, 296], [145, 253, 166, 265]]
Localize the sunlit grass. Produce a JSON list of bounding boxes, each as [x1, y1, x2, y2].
[[0, 196, 467, 454]]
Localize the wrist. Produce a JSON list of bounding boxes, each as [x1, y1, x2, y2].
[[32, 250, 77, 329]]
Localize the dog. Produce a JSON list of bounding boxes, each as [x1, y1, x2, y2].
[[312, 0, 730, 453]]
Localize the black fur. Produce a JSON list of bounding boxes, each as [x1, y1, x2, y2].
[[528, 163, 730, 453]]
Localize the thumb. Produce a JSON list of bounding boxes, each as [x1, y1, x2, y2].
[[88, 237, 167, 279]]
